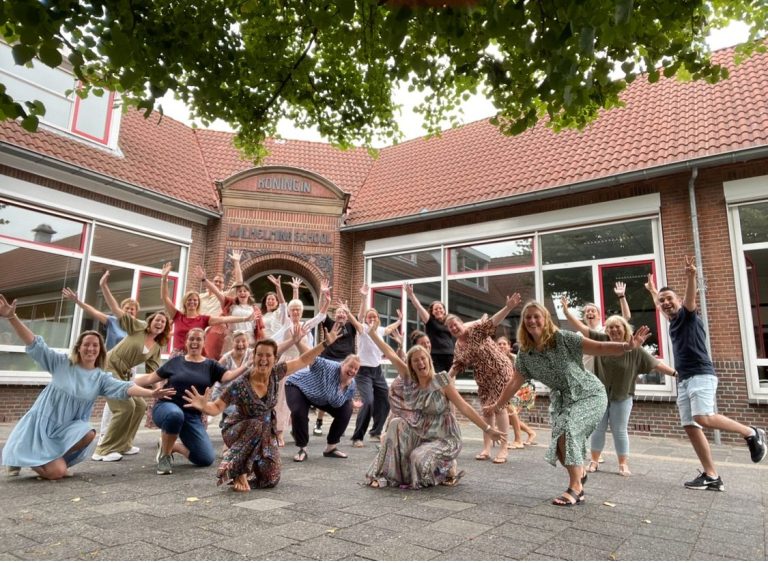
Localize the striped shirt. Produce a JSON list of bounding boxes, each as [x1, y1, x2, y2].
[[285, 356, 357, 408]]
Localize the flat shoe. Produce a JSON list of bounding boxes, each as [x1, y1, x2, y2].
[[508, 442, 524, 449], [552, 487, 583, 507], [475, 452, 490, 460], [492, 455, 508, 464], [293, 448, 307, 463], [352, 440, 365, 448], [323, 448, 348, 459]]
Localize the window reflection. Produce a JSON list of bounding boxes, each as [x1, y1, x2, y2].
[[371, 250, 441, 283], [541, 220, 653, 265], [92, 225, 181, 270], [0, 201, 84, 250]]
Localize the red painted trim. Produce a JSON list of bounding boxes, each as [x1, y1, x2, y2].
[[598, 260, 664, 359], [71, 85, 115, 145]]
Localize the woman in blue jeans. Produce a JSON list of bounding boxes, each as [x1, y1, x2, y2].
[[569, 314, 676, 477], [134, 328, 250, 475]]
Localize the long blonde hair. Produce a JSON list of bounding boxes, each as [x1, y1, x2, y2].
[[70, 330, 107, 369], [517, 301, 558, 353], [405, 345, 434, 382]]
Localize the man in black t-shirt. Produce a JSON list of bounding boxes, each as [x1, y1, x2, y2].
[[648, 256, 766, 492]]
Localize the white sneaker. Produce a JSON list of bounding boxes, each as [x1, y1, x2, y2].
[[91, 452, 123, 462], [121, 446, 140, 455]]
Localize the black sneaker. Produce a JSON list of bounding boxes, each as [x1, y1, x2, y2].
[[684, 471, 724, 491], [313, 419, 323, 436], [745, 427, 767, 464]]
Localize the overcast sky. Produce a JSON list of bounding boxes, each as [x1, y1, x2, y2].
[[159, 21, 750, 144]]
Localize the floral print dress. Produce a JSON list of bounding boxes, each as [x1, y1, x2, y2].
[[215, 363, 287, 488], [366, 370, 461, 489], [515, 330, 607, 467]]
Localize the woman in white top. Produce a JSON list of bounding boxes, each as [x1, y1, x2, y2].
[[261, 275, 288, 339]]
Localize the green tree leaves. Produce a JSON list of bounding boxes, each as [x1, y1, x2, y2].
[[0, 0, 765, 161]]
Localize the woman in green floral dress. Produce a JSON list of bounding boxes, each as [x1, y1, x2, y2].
[[489, 301, 649, 506]]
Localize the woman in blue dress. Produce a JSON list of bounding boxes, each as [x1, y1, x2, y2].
[[0, 295, 175, 480]]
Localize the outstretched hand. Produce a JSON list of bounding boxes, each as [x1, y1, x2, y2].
[[194, 265, 207, 281], [161, 262, 172, 277], [153, 385, 177, 401], [559, 294, 570, 308], [99, 270, 110, 286], [230, 249, 242, 261], [182, 386, 210, 411], [289, 321, 310, 344], [685, 255, 696, 277], [0, 294, 17, 318], [288, 277, 303, 290], [614, 281, 626, 297], [267, 274, 281, 287], [61, 287, 79, 302], [629, 325, 651, 349], [506, 292, 521, 309], [323, 324, 341, 347], [644, 273, 656, 293]]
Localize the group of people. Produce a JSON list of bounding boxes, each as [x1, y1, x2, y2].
[[2, 252, 766, 506]]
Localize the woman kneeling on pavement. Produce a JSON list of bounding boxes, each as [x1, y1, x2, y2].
[[133, 328, 250, 475], [183, 325, 335, 491], [365, 316, 506, 489], [0, 295, 174, 479]]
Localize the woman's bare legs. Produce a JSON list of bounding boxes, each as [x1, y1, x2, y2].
[[33, 430, 95, 480]]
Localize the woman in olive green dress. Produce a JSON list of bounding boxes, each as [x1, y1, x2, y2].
[[489, 301, 649, 507]]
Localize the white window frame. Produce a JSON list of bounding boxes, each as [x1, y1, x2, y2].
[[725, 175, 768, 400], [364, 194, 674, 396]]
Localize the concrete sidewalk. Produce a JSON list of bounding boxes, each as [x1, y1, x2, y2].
[[1, 419, 766, 561]]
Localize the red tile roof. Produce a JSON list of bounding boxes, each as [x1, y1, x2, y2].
[[0, 109, 220, 212], [349, 45, 768, 225], [193, 129, 374, 196], [0, 44, 766, 225]]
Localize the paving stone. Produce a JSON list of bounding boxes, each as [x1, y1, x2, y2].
[[503, 512, 572, 533], [447, 506, 514, 526], [690, 549, 744, 561], [86, 500, 150, 515], [0, 553, 21, 561], [615, 535, 694, 560], [425, 516, 493, 538], [693, 537, 765, 560], [284, 535, 361, 560], [354, 538, 441, 561], [215, 533, 298, 557], [533, 537, 614, 561], [366, 514, 431, 533], [260, 548, 314, 560], [418, 498, 475, 511], [393, 528, 467, 552], [12, 535, 103, 560], [433, 544, 515, 561], [288, 508, 367, 529], [331, 523, 400, 547], [0, 533, 39, 552], [233, 497, 294, 511], [162, 546, 249, 560], [142, 527, 223, 554], [79, 540, 176, 561], [267, 521, 336, 541]]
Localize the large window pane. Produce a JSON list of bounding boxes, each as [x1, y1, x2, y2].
[[370, 250, 441, 283], [541, 220, 654, 264], [543, 266, 594, 328], [746, 248, 768, 361], [448, 272, 535, 381], [0, 201, 85, 250], [371, 286, 403, 350], [92, 225, 181, 270], [448, 237, 534, 274], [0, 242, 80, 347], [79, 265, 135, 337], [739, 201, 768, 244]]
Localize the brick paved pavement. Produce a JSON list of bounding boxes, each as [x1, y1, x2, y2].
[[1, 418, 766, 561]]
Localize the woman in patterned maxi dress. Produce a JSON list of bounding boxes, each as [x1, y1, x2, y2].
[[183, 325, 340, 492], [445, 293, 522, 464], [364, 317, 506, 489], [489, 301, 650, 507]]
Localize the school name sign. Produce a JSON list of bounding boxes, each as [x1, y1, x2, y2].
[[229, 225, 333, 246]]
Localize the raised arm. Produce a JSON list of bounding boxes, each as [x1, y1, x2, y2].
[[195, 265, 227, 307], [614, 282, 632, 320], [644, 273, 660, 311], [61, 287, 109, 325], [285, 325, 340, 374], [0, 295, 34, 345], [559, 295, 590, 336], [489, 293, 521, 327], [288, 277, 303, 301], [209, 309, 257, 326], [98, 271, 126, 317], [683, 255, 698, 312], [160, 262, 180, 317], [366, 317, 409, 377], [231, 249, 243, 286], [318, 278, 331, 316], [276, 322, 310, 358], [383, 309, 403, 336], [267, 275, 286, 304], [358, 283, 369, 322], [404, 282, 430, 324], [221, 361, 251, 383]]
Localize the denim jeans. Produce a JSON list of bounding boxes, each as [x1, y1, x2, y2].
[[590, 396, 633, 457], [152, 400, 215, 466]]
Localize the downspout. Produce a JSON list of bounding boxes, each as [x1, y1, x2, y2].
[[687, 166, 721, 444]]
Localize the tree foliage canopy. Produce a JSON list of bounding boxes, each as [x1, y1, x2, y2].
[[0, 0, 766, 160]]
